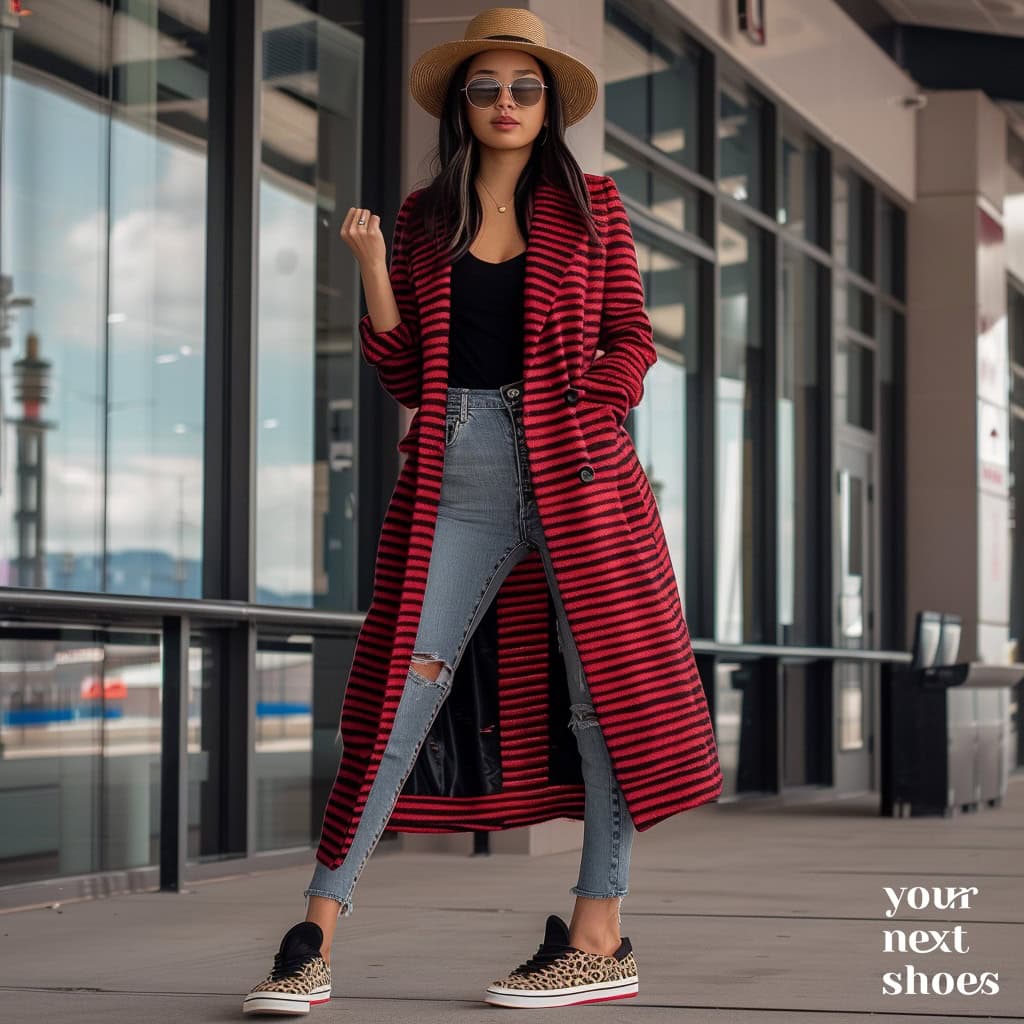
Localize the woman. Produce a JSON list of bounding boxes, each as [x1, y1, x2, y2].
[[243, 7, 723, 1015]]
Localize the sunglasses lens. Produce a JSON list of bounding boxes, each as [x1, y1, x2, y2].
[[466, 79, 501, 107], [511, 78, 544, 105]]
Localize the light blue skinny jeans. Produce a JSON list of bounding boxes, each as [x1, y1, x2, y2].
[[304, 379, 635, 919]]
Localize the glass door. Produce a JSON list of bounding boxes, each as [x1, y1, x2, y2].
[[834, 442, 876, 791]]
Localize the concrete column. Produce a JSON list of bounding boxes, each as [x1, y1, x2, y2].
[[906, 90, 1010, 663]]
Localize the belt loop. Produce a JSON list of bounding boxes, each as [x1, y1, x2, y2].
[[460, 390, 468, 423]]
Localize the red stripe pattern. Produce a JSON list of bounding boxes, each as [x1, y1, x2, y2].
[[315, 173, 723, 869]]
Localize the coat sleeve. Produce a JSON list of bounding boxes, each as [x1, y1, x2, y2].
[[579, 175, 658, 425], [358, 190, 422, 409]]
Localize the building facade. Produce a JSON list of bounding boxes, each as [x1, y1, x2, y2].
[[0, 0, 1021, 901]]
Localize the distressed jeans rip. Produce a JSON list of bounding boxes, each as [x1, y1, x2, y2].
[[569, 702, 600, 731], [409, 655, 453, 689]]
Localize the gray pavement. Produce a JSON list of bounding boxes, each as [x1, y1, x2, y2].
[[2, 779, 1023, 1023]]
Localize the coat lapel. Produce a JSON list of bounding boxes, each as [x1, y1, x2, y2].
[[520, 177, 592, 355], [412, 177, 594, 453], [426, 177, 592, 362]]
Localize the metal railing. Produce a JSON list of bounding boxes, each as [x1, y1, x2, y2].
[[0, 587, 916, 896]]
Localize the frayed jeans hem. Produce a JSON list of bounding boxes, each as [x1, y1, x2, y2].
[[304, 888, 354, 916]]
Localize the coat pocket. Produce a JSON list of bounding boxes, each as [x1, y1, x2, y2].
[[572, 375, 623, 428], [574, 397, 622, 475], [574, 387, 620, 440], [578, 393, 618, 426]]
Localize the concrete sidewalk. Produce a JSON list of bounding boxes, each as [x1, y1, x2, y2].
[[2, 779, 1023, 1023]]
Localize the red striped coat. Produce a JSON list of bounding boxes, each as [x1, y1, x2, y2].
[[314, 172, 723, 870]]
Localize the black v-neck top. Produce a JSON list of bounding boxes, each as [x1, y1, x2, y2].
[[447, 248, 527, 388]]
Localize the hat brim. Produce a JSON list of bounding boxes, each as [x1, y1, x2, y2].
[[409, 39, 598, 128]]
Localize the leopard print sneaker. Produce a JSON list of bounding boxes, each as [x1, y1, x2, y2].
[[242, 920, 332, 1015], [483, 913, 639, 1008]]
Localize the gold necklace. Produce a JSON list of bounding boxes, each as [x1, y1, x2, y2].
[[478, 178, 513, 214]]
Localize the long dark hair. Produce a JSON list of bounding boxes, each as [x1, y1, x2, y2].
[[413, 53, 601, 259]]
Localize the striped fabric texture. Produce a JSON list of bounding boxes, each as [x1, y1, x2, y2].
[[314, 173, 724, 870]]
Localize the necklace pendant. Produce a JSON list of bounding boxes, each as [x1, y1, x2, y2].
[[498, 204, 507, 213]]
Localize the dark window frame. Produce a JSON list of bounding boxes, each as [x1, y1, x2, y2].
[[200, 0, 403, 867], [601, 1, 909, 799]]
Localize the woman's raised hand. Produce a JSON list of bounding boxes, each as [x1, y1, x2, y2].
[[340, 207, 386, 270], [342, 205, 402, 338]]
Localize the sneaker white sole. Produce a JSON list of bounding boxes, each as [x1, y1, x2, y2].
[[242, 984, 331, 1015], [483, 976, 638, 1008]]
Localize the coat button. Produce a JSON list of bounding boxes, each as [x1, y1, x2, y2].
[[564, 387, 579, 405], [579, 465, 595, 483]]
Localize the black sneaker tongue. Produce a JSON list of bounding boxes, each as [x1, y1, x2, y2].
[[281, 921, 324, 958], [543, 914, 571, 947]]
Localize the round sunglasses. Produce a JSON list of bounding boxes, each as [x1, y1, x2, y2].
[[461, 76, 548, 109]]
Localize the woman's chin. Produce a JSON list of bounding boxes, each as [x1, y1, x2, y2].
[[477, 132, 540, 152]]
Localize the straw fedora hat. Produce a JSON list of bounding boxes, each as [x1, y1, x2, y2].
[[409, 7, 598, 128]]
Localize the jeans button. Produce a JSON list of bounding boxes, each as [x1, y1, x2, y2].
[[508, 387, 520, 398]]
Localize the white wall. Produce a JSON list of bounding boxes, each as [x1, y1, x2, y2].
[[665, 0, 918, 200]]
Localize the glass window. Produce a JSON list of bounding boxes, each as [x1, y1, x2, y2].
[[878, 304, 905, 649], [846, 283, 875, 337], [255, 5, 364, 609], [718, 78, 765, 210], [631, 233, 702, 609], [880, 197, 906, 300], [780, 124, 827, 248], [1011, 283, 1024, 651], [0, 631, 210, 886], [716, 212, 767, 642], [604, 0, 704, 172], [845, 171, 875, 280], [1012, 285, 1024, 366], [779, 249, 826, 645], [837, 464, 869, 751], [1013, 285, 1024, 408], [878, 306, 903, 400], [714, 659, 772, 795], [838, 339, 875, 431], [1013, 404, 1024, 656], [0, 2, 209, 595], [255, 639, 313, 851], [782, 662, 829, 785], [604, 146, 701, 236]]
